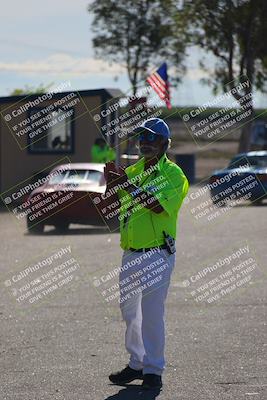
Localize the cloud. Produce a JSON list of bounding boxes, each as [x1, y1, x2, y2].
[[0, 53, 125, 76]]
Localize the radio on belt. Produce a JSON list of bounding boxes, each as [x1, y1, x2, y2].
[[163, 231, 176, 254]]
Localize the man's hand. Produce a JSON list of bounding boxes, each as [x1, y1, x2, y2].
[[104, 161, 118, 184], [108, 166, 128, 186], [104, 162, 163, 213], [103, 162, 127, 199]]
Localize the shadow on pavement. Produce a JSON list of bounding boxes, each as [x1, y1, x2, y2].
[[25, 226, 119, 236], [105, 384, 161, 400]]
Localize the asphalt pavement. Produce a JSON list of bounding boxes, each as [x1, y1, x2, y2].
[[0, 190, 266, 400]]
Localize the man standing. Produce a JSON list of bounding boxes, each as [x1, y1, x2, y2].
[[104, 118, 189, 390]]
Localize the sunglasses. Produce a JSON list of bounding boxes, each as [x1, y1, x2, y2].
[[139, 132, 158, 142]]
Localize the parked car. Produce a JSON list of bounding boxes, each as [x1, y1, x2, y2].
[[26, 163, 107, 233], [209, 151, 267, 206]]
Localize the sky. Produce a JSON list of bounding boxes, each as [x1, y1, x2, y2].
[[0, 0, 266, 108]]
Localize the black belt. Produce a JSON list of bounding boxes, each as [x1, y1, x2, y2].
[[129, 244, 167, 253]]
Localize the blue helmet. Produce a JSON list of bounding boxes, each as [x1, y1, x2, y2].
[[134, 118, 171, 139]]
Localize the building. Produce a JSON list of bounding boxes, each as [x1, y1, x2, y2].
[[0, 88, 123, 195]]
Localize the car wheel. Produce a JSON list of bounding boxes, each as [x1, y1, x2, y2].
[[54, 222, 69, 232], [27, 217, 44, 234], [253, 198, 262, 206]]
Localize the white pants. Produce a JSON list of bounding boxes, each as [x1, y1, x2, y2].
[[119, 248, 175, 376]]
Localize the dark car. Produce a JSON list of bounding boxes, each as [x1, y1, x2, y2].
[[209, 151, 267, 206], [26, 163, 107, 233]]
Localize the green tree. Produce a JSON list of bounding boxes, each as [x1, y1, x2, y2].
[[182, 0, 267, 152], [10, 83, 54, 96], [88, 0, 187, 95]]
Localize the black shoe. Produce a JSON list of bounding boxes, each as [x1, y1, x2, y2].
[[142, 374, 162, 389], [109, 365, 143, 384]]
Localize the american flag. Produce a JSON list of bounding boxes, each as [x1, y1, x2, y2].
[[146, 62, 171, 109]]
